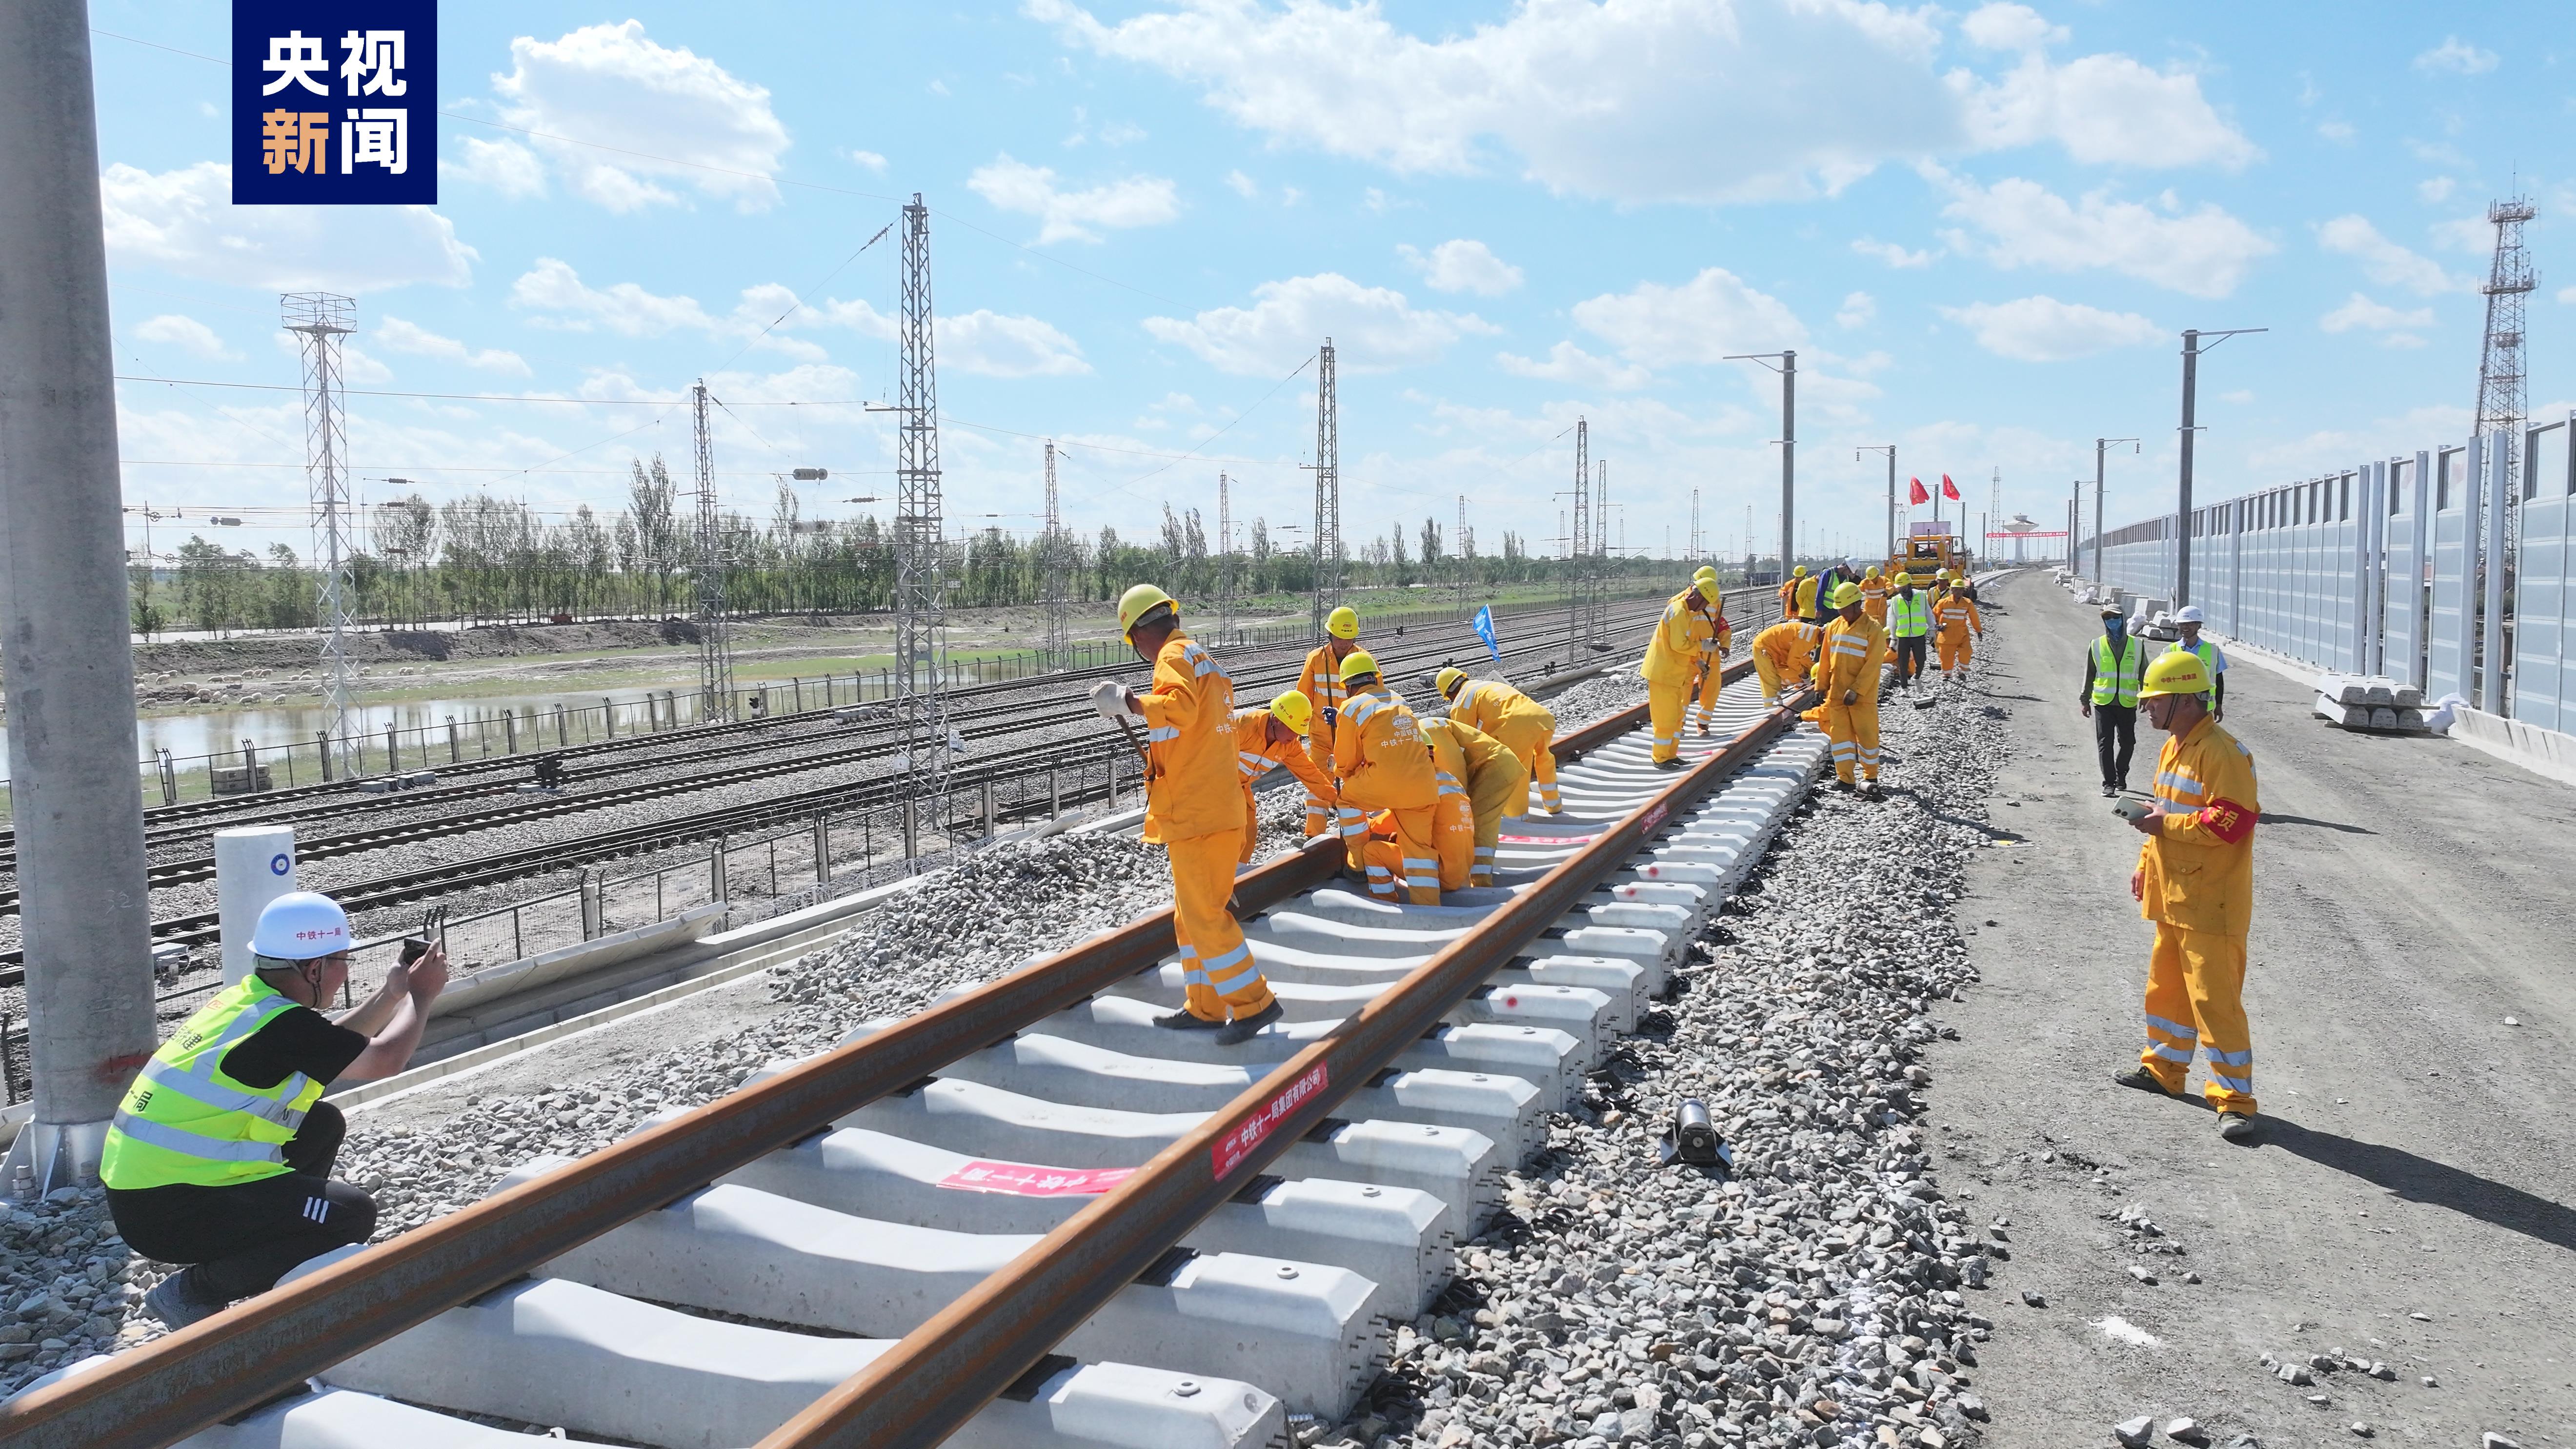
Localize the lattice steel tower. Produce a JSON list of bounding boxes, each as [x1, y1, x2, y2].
[[1456, 493, 1470, 615], [689, 380, 735, 722], [1568, 418, 1589, 653], [284, 293, 358, 778], [1217, 472, 1235, 645], [2475, 194, 2538, 518], [1309, 339, 1341, 636], [893, 193, 952, 815], [1591, 458, 1610, 640], [1041, 439, 1069, 671]]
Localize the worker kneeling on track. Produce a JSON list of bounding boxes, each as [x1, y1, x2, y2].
[[1233, 689, 1335, 864], [1933, 581, 1985, 679], [2115, 650, 2264, 1141], [1642, 575, 1729, 766], [1421, 713, 1529, 888], [1438, 667, 1563, 814], [103, 890, 450, 1329], [1816, 582, 1890, 795], [1296, 605, 1365, 843], [1752, 618, 1823, 707], [1334, 650, 1443, 906], [1686, 566, 1734, 736], [1098, 584, 1282, 1044]]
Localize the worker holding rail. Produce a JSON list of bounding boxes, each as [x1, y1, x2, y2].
[[1436, 668, 1564, 814], [1750, 618, 1823, 706], [1686, 565, 1735, 736], [1641, 575, 1728, 766], [1232, 690, 1335, 864], [1096, 585, 1282, 1044], [1296, 606, 1365, 842], [101, 890, 450, 1328], [1419, 713, 1529, 888], [2116, 651, 2262, 1141], [1333, 651, 1444, 905]]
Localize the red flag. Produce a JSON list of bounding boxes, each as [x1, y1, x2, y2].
[[1941, 473, 1962, 501], [1907, 477, 1929, 505]]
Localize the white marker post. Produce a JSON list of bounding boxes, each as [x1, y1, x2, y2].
[[214, 826, 299, 985]]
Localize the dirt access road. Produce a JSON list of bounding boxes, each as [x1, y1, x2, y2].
[[1929, 570, 2575, 1447]]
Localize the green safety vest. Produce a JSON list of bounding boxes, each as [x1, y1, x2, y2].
[[99, 976, 327, 1190], [2090, 634, 2146, 708], [1889, 592, 1932, 638], [2168, 638, 2220, 703]]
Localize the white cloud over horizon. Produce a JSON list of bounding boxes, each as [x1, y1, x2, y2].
[[1940, 296, 2163, 361], [1144, 273, 1497, 375]]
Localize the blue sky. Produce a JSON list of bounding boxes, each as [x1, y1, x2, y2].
[[90, 0, 2576, 571]]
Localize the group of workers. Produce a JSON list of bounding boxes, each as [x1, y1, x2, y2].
[[2079, 601, 2230, 797], [1776, 564, 1983, 696]]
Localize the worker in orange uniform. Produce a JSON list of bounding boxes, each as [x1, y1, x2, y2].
[[1421, 713, 1528, 888], [1932, 581, 1985, 680], [1296, 606, 1365, 843], [1776, 565, 1807, 623], [1860, 566, 1890, 628], [1437, 668, 1563, 814], [2115, 651, 2262, 1141], [1793, 565, 1823, 624], [1750, 618, 1823, 705], [1231, 690, 1335, 865], [1685, 566, 1735, 735], [1332, 651, 1442, 905], [1816, 582, 1889, 795], [1641, 576, 1727, 766], [1096, 584, 1281, 1044]]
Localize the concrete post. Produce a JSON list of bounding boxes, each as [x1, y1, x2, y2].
[[0, 0, 158, 1192], [580, 871, 604, 941], [813, 814, 831, 885], [2481, 429, 2512, 714], [215, 826, 300, 986]]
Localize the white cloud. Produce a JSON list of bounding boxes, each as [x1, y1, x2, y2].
[[374, 316, 533, 375], [1572, 268, 1805, 366], [2316, 215, 2463, 295], [2428, 214, 2491, 254], [1852, 237, 1935, 268], [2561, 285, 2576, 305], [1930, 167, 2274, 298], [1143, 273, 1496, 376], [1494, 341, 1653, 390], [510, 258, 717, 335], [1940, 296, 2162, 362], [2379, 332, 2428, 349], [1224, 168, 1259, 199], [943, 311, 1092, 377], [1836, 291, 1877, 329], [845, 149, 889, 173], [1398, 239, 1524, 296], [2317, 120, 2355, 142], [1960, 4, 2067, 53], [2319, 293, 2435, 335], [1959, 52, 2258, 169], [2418, 176, 2455, 203], [134, 314, 238, 361], [2413, 38, 2497, 75], [101, 162, 476, 293], [966, 153, 1181, 243], [443, 137, 547, 199], [483, 21, 791, 213]]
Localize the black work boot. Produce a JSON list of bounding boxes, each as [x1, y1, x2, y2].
[[1213, 1000, 1285, 1046]]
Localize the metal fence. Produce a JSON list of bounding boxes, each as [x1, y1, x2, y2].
[[2080, 422, 2576, 729]]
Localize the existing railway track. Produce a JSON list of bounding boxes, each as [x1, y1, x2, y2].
[[0, 654, 1827, 1449]]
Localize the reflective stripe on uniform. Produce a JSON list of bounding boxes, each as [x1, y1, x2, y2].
[[1146, 725, 1180, 742], [103, 1113, 286, 1165], [2209, 1069, 2254, 1094], [2146, 1040, 2193, 1064], [2203, 1044, 2252, 1067], [2147, 1013, 2199, 1040], [130, 1058, 308, 1128], [1178, 642, 1220, 677], [2156, 771, 2205, 796]]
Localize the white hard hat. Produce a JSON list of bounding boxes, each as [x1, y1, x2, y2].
[[251, 891, 351, 961], [2174, 604, 2205, 624]]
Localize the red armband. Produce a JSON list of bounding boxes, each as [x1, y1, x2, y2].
[[2197, 797, 2255, 844]]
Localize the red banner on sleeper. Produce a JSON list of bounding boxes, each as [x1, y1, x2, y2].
[[936, 1161, 1134, 1197], [1212, 1061, 1330, 1180]]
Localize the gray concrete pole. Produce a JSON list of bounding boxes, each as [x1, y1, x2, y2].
[[0, 0, 158, 1191], [2176, 331, 2200, 606], [2093, 439, 2106, 581], [1779, 350, 1795, 575]]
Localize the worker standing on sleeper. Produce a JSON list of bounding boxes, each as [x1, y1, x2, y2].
[[1817, 582, 1889, 794], [104, 890, 450, 1328], [1296, 605, 1365, 842], [1437, 668, 1564, 814], [1641, 575, 1727, 766], [1096, 584, 1281, 1044], [2116, 651, 2263, 1141], [1333, 651, 1443, 906], [1231, 690, 1336, 865], [1686, 566, 1734, 735]]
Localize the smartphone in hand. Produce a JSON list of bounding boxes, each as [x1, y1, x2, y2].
[[399, 904, 448, 965], [2111, 798, 2152, 822]]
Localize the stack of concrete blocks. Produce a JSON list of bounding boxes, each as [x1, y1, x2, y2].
[[2314, 674, 2430, 733]]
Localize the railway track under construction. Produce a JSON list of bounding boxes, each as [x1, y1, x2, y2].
[[0, 652, 1829, 1449]]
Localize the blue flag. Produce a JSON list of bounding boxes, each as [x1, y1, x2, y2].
[[1471, 605, 1503, 666]]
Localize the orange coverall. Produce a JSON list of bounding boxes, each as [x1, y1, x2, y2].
[[1447, 678, 1561, 814], [1933, 594, 1984, 673], [1421, 716, 1526, 888], [1231, 704, 1333, 865], [1296, 644, 1353, 842], [1860, 576, 1890, 628], [1641, 588, 1722, 763], [2133, 715, 2262, 1114], [1334, 684, 1441, 905], [1751, 621, 1821, 705], [1690, 607, 1734, 733], [1816, 613, 1888, 784], [1138, 633, 1273, 1024]]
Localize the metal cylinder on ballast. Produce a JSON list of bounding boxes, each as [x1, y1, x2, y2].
[[0, 1, 159, 1193], [214, 827, 301, 986]]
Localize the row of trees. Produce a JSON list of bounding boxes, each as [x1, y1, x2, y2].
[[132, 455, 1686, 636]]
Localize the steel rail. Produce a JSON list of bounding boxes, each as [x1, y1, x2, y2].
[[0, 684, 1697, 1448], [756, 670, 1798, 1449]]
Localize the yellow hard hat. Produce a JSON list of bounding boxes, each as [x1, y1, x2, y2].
[[2139, 650, 2211, 700], [1792, 565, 1808, 578], [1337, 649, 1380, 684], [1692, 565, 1718, 583], [1435, 666, 1467, 699], [1694, 579, 1721, 604], [1325, 605, 1360, 640], [1270, 689, 1314, 735], [1117, 583, 1178, 643], [1864, 565, 1880, 579], [1830, 582, 1864, 609], [1892, 571, 1912, 587]]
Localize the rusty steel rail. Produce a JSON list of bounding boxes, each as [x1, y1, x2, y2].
[[0, 684, 1692, 1449], [759, 681, 1801, 1448]]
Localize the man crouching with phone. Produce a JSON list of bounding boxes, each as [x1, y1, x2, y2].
[[102, 891, 449, 1327]]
